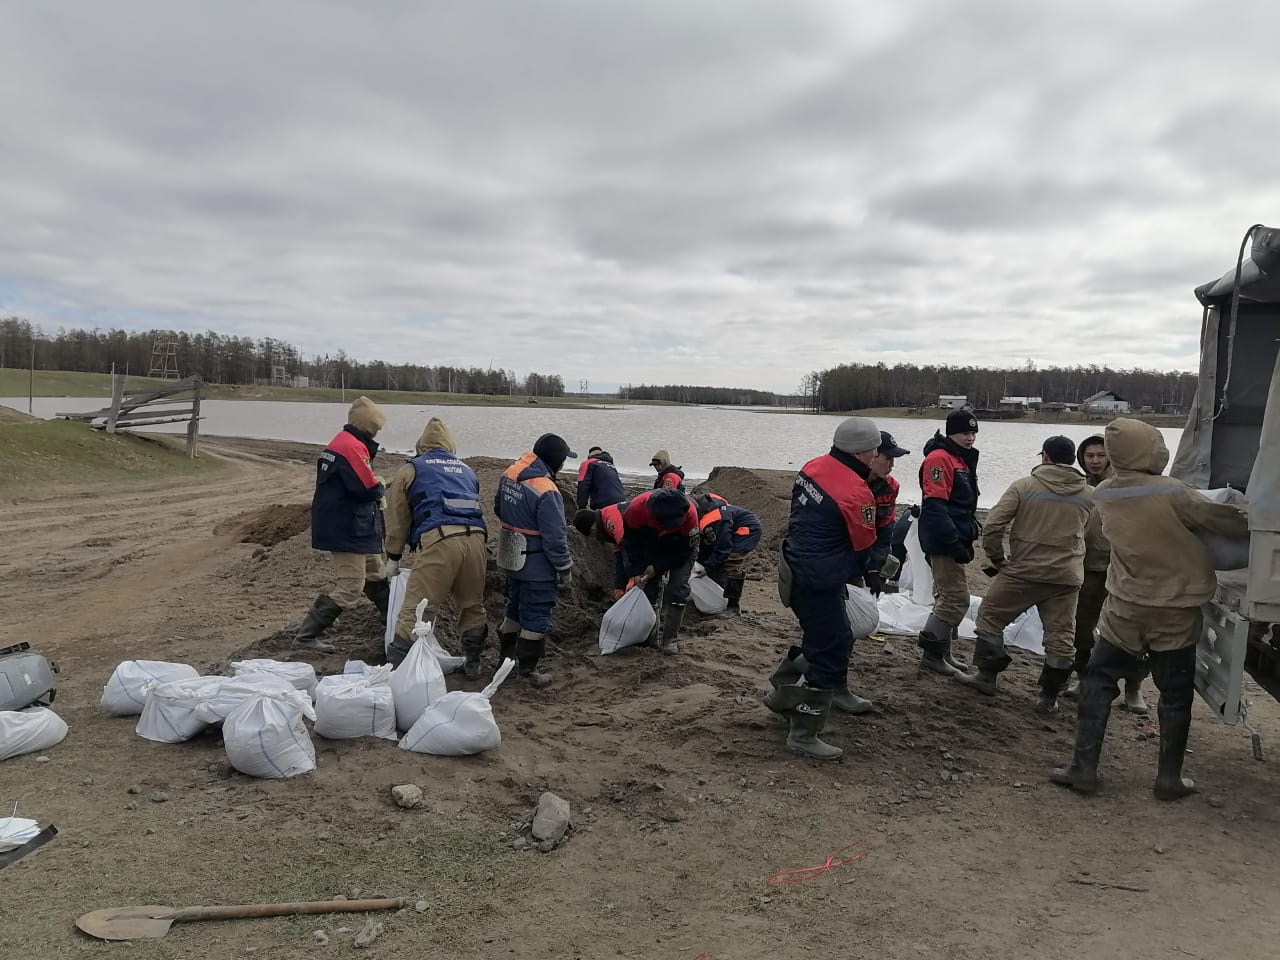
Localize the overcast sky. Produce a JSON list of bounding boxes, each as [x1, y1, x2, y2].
[[1, 1, 1277, 393]]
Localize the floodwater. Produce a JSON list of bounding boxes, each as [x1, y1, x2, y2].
[[6, 397, 1184, 508]]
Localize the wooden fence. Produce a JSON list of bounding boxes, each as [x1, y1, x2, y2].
[[58, 376, 204, 457]]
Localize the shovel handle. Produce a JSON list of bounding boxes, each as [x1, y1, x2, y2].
[[174, 898, 405, 923]]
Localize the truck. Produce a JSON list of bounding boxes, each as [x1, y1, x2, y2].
[[1171, 223, 1280, 748]]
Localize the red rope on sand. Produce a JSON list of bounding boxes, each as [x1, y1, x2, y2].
[[767, 839, 869, 885]]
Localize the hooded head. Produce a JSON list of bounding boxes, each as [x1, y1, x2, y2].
[[649, 489, 691, 529], [415, 417, 456, 455], [1104, 418, 1169, 475], [1076, 434, 1108, 480], [650, 450, 672, 471], [533, 433, 576, 473], [347, 396, 387, 437], [588, 446, 603, 457]]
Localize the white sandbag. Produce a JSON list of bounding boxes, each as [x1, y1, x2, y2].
[[0, 707, 69, 761], [230, 658, 317, 696], [399, 660, 514, 756], [386, 597, 465, 674], [384, 568, 410, 653], [101, 660, 200, 716], [690, 562, 729, 614], [136, 676, 229, 743], [845, 586, 880, 639], [599, 585, 658, 655], [313, 667, 397, 741], [0, 816, 41, 851], [903, 518, 933, 606], [223, 689, 317, 779], [389, 625, 449, 732], [194, 674, 300, 725], [874, 593, 1044, 655]]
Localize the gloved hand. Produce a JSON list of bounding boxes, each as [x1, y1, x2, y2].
[[951, 541, 975, 564], [386, 558, 401, 579], [864, 572, 883, 597], [555, 567, 573, 590], [634, 565, 656, 587]]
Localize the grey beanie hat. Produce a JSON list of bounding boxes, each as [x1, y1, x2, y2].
[[833, 416, 881, 454]]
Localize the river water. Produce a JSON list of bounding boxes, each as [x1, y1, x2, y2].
[[5, 397, 1184, 508]]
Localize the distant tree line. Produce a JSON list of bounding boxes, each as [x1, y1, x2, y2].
[[0, 318, 565, 396], [808, 360, 1197, 413], [619, 383, 784, 405]]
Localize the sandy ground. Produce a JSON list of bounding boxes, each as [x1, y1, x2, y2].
[[4, 436, 1280, 959]]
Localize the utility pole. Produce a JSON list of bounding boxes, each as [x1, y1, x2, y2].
[[29, 340, 35, 413]]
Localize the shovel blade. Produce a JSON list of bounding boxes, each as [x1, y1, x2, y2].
[[76, 906, 179, 941]]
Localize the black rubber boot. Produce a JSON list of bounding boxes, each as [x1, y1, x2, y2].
[[363, 578, 392, 619], [1062, 647, 1092, 700], [785, 687, 843, 760], [657, 600, 685, 655], [918, 614, 961, 677], [1035, 657, 1074, 715], [386, 631, 413, 667], [498, 631, 518, 665], [955, 633, 1011, 696], [720, 576, 745, 617], [1150, 645, 1198, 801], [516, 631, 552, 687], [763, 648, 806, 714], [460, 626, 488, 680], [1050, 639, 1134, 793], [295, 594, 343, 653]]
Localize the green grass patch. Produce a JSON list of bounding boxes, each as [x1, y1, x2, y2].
[[0, 419, 224, 490]]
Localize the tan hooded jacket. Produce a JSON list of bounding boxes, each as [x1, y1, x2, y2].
[[383, 418, 460, 558], [982, 462, 1095, 585], [1096, 418, 1249, 608], [347, 396, 387, 436]]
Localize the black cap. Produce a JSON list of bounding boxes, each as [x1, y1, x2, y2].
[[877, 431, 910, 457], [588, 446, 603, 456], [649, 489, 690, 529], [533, 433, 577, 472], [945, 410, 979, 436], [572, 508, 599, 537], [1041, 435, 1076, 465]]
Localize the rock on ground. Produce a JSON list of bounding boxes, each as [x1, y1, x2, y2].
[[391, 784, 423, 809], [531, 791, 571, 843]]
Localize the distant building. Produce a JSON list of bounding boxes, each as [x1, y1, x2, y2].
[[999, 395, 1043, 411], [938, 395, 969, 410], [1082, 390, 1130, 414]]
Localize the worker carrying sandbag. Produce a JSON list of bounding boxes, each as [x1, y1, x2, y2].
[[692, 494, 762, 617]]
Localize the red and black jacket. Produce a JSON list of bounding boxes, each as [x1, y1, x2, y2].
[[311, 425, 385, 553], [917, 433, 980, 555], [781, 448, 878, 590]]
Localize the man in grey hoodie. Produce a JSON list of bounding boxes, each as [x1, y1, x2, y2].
[[955, 436, 1097, 711]]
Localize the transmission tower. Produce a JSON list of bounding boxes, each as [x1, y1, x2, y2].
[[579, 378, 589, 396], [148, 331, 180, 379]]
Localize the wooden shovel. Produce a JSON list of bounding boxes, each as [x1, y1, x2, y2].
[[76, 897, 405, 941]]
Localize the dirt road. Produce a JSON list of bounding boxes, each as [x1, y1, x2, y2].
[[4, 438, 1280, 959]]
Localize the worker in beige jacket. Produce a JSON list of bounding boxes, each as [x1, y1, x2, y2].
[[955, 436, 1096, 712], [1051, 418, 1249, 801], [382, 418, 489, 674]]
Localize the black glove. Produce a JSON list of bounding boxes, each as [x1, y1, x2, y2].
[[982, 565, 1000, 578], [864, 572, 884, 597], [555, 567, 572, 590], [951, 541, 975, 564]]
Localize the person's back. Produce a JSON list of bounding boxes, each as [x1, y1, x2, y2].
[[576, 449, 625, 509], [989, 463, 1092, 585]]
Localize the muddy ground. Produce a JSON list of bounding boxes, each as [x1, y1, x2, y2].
[[3, 435, 1280, 959]]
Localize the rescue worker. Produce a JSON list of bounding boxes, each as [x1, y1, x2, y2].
[[620, 489, 699, 654], [766, 417, 881, 760], [575, 445, 626, 509], [693, 494, 763, 616], [955, 436, 1095, 712], [1062, 435, 1148, 714], [649, 450, 686, 491], [865, 431, 910, 596], [1051, 419, 1248, 800], [295, 397, 391, 653], [382, 418, 488, 674], [915, 410, 980, 676], [572, 499, 630, 599], [495, 434, 575, 687]]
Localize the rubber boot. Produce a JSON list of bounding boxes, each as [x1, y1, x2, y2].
[[942, 623, 968, 673], [386, 631, 413, 667], [1050, 639, 1132, 793], [832, 667, 874, 715], [785, 687, 843, 760], [362, 577, 391, 619], [516, 630, 552, 687], [1034, 657, 1074, 715], [1150, 646, 1197, 801], [1122, 676, 1150, 715], [1062, 648, 1091, 701], [498, 622, 519, 667], [763, 648, 806, 714], [658, 601, 685, 655], [719, 576, 745, 617], [295, 594, 342, 653], [955, 633, 1009, 696], [918, 614, 961, 677], [460, 626, 487, 680]]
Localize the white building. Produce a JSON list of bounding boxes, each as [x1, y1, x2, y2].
[[1082, 390, 1130, 413], [999, 396, 1043, 409], [938, 395, 969, 409]]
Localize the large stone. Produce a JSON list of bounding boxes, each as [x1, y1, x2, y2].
[[531, 791, 571, 843], [391, 784, 423, 809]]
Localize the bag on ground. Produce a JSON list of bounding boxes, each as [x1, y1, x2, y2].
[[195, 674, 301, 725], [689, 563, 728, 615], [313, 666, 397, 740], [385, 598, 465, 673], [223, 689, 317, 779], [230, 658, 318, 696], [845, 586, 880, 639], [0, 707, 69, 762], [101, 660, 199, 716], [135, 676, 229, 743], [389, 625, 449, 731], [599, 585, 658, 655], [399, 660, 514, 756]]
